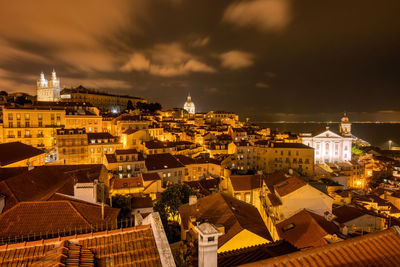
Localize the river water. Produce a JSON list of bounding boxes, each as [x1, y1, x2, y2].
[[256, 123, 400, 149]]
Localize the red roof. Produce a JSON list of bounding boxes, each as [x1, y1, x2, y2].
[[0, 142, 44, 167], [112, 177, 144, 190], [0, 201, 119, 239], [241, 227, 400, 267], [230, 174, 265, 191], [179, 193, 272, 247], [276, 209, 339, 249], [0, 225, 161, 266], [274, 176, 307, 197]]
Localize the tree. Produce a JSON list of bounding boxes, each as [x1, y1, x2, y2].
[[154, 184, 197, 243], [136, 102, 162, 113], [112, 194, 132, 220], [126, 100, 134, 111]]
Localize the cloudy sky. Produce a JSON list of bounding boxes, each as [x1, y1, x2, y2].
[[0, 0, 399, 121]]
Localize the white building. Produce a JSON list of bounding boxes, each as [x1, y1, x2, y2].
[[37, 69, 61, 102], [301, 114, 353, 164], [183, 93, 195, 114]]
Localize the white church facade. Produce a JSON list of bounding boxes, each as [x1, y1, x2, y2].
[[183, 93, 195, 114], [301, 114, 353, 164], [36, 69, 61, 102]]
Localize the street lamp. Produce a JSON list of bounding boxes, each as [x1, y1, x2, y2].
[[389, 140, 393, 150]]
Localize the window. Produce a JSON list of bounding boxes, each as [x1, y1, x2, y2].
[[235, 193, 241, 200], [118, 165, 123, 171], [18, 131, 21, 137], [245, 193, 251, 203], [8, 114, 13, 120], [208, 236, 215, 242], [8, 122, 13, 128], [91, 148, 94, 153], [25, 114, 30, 120]]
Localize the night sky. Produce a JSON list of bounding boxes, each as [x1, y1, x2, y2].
[[0, 0, 399, 121]]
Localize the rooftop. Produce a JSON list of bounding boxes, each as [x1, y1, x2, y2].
[[0, 142, 45, 167], [179, 193, 272, 248], [145, 153, 185, 171], [0, 200, 120, 239], [241, 227, 400, 267], [230, 174, 265, 191], [276, 209, 339, 249], [0, 225, 162, 266]]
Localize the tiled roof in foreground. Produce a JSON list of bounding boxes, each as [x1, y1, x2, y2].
[[240, 226, 400, 267], [0, 225, 162, 266]]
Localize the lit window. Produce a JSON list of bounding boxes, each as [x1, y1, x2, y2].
[[245, 193, 251, 203]]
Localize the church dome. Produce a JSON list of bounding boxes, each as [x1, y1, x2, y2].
[[183, 94, 195, 114]]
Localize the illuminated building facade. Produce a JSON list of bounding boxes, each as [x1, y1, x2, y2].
[[301, 115, 353, 164], [2, 105, 65, 149], [61, 85, 146, 113], [36, 70, 61, 102], [183, 93, 195, 114], [56, 128, 89, 164]]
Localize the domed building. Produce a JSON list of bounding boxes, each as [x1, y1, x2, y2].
[[183, 93, 195, 114]]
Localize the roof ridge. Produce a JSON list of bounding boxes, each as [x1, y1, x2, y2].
[[2, 180, 20, 202], [66, 201, 95, 230]]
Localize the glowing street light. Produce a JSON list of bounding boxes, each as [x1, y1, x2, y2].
[[389, 140, 393, 150]]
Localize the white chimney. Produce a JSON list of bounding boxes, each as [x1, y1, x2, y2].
[[189, 195, 197, 205], [195, 223, 222, 267]]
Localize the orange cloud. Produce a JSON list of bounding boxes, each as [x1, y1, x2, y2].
[[219, 50, 254, 70], [223, 0, 292, 32], [0, 0, 148, 72], [121, 43, 215, 76], [256, 82, 269, 88]]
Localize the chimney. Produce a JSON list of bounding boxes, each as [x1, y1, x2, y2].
[[189, 195, 197, 205], [101, 201, 105, 220], [340, 223, 348, 235], [195, 223, 222, 267], [324, 211, 332, 221]]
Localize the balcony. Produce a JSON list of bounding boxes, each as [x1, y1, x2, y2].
[[7, 135, 15, 138], [45, 125, 65, 128], [24, 135, 32, 138], [37, 134, 44, 138]]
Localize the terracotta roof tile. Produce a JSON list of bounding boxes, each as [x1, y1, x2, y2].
[[0, 225, 161, 266], [0, 142, 45, 167], [274, 176, 307, 197], [112, 177, 144, 190], [145, 153, 185, 170], [230, 174, 265, 191], [0, 201, 119, 239], [216, 241, 298, 267], [142, 172, 162, 181], [276, 209, 339, 249], [333, 205, 369, 224], [179, 193, 272, 248], [240, 227, 400, 267]]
